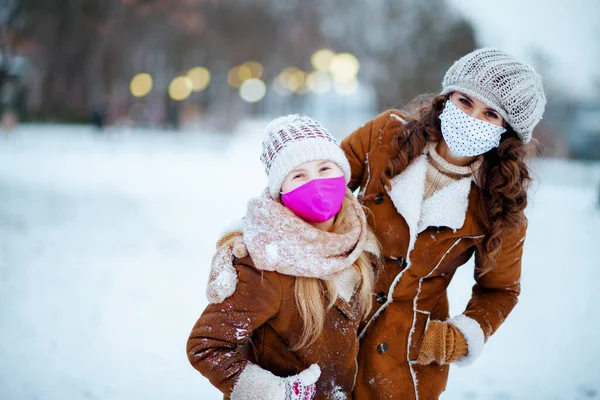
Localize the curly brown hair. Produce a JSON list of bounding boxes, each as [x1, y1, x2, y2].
[[380, 94, 541, 275]]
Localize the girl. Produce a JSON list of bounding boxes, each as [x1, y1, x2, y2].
[[187, 115, 380, 400], [340, 48, 546, 399]]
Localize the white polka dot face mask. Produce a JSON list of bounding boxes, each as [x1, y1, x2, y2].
[[439, 100, 506, 157]]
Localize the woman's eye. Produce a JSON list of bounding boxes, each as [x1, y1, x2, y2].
[[293, 174, 303, 180], [320, 166, 331, 172], [459, 98, 470, 106], [486, 112, 498, 119]]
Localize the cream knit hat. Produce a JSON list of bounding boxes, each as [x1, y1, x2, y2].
[[260, 115, 351, 199], [441, 48, 547, 143]]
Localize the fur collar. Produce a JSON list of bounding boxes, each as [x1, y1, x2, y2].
[[418, 176, 473, 233], [387, 151, 473, 244], [386, 155, 427, 255]]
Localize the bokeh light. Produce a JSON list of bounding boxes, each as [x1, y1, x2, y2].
[[272, 77, 292, 96], [227, 68, 241, 88], [296, 84, 309, 95], [168, 76, 193, 101], [306, 71, 332, 94], [329, 52, 360, 84], [243, 61, 264, 79], [237, 65, 252, 82], [187, 67, 211, 91], [277, 67, 306, 93], [130, 73, 153, 98], [239, 79, 266, 103], [228, 65, 253, 88], [311, 49, 335, 71]]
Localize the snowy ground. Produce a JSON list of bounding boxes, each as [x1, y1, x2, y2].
[[1, 123, 599, 400]]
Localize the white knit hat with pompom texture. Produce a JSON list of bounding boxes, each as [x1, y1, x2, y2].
[[260, 115, 351, 199], [441, 48, 547, 143]]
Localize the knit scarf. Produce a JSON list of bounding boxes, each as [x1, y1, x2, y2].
[[243, 188, 368, 278]]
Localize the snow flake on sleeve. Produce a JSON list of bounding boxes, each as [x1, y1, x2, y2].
[[332, 385, 347, 400], [235, 327, 248, 341], [265, 243, 279, 263]]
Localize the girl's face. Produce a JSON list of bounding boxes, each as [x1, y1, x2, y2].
[[281, 160, 344, 194], [450, 91, 506, 127]]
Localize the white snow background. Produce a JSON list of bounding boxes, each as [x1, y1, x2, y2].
[[1, 123, 599, 400]]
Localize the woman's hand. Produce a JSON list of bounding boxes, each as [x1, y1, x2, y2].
[[231, 363, 321, 400], [416, 320, 468, 365]]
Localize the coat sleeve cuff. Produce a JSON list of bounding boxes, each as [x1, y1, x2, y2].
[[231, 364, 283, 400], [448, 314, 485, 367]]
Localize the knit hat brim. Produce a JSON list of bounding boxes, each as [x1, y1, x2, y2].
[[268, 138, 351, 199], [441, 83, 509, 123], [441, 85, 532, 143]]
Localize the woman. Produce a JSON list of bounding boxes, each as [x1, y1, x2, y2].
[[341, 48, 546, 399], [187, 115, 380, 400]]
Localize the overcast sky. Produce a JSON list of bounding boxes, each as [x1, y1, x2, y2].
[[448, 0, 600, 99]]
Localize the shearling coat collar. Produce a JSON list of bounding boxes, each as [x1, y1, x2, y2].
[[386, 150, 475, 249]]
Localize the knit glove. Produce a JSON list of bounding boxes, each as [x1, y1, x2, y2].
[[416, 320, 468, 365], [231, 363, 320, 400]]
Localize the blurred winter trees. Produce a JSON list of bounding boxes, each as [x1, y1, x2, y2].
[[1, 0, 477, 124]]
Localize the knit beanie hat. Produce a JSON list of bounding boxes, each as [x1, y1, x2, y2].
[[260, 115, 351, 199], [441, 48, 547, 143]]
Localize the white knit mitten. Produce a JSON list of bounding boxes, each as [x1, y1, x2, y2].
[[231, 363, 320, 400]]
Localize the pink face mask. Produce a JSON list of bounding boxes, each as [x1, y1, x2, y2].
[[281, 175, 347, 223]]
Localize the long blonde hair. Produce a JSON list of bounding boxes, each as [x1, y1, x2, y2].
[[291, 201, 379, 350], [221, 201, 379, 350]]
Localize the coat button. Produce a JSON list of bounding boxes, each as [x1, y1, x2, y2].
[[374, 194, 384, 204], [377, 343, 388, 354], [397, 257, 407, 268], [376, 292, 387, 304]]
